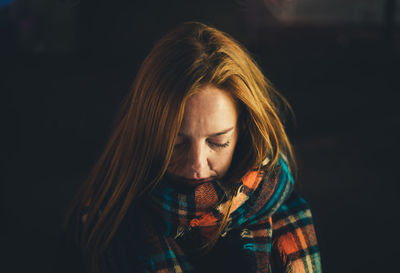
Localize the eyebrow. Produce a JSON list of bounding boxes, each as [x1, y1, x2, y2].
[[178, 127, 235, 137]]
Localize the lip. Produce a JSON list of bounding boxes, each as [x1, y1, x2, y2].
[[171, 176, 215, 186]]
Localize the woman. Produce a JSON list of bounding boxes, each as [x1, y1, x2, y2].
[[64, 22, 321, 273]]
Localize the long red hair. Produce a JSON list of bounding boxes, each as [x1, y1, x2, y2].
[[65, 21, 296, 272]]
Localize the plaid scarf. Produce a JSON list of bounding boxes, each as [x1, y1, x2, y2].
[[120, 158, 321, 273]]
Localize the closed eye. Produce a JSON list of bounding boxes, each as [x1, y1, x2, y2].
[[174, 140, 230, 149], [207, 140, 230, 149]]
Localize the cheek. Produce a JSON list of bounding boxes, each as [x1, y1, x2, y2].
[[213, 146, 237, 173]]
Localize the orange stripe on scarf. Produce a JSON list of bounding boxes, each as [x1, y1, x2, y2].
[[242, 171, 263, 189]]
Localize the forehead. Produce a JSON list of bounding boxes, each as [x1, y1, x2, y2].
[[180, 85, 238, 136]]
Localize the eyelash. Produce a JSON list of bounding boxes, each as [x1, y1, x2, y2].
[[207, 140, 230, 149], [174, 140, 230, 149]]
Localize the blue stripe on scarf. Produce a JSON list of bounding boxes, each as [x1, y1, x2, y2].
[[276, 195, 307, 214], [152, 249, 177, 263], [246, 159, 294, 225], [242, 242, 270, 252], [312, 251, 322, 271], [228, 157, 294, 228]]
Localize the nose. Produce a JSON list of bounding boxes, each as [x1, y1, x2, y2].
[[186, 141, 209, 178]]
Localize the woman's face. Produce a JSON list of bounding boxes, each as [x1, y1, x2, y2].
[[167, 85, 239, 186]]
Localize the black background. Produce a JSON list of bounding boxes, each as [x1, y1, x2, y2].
[[2, 1, 400, 272]]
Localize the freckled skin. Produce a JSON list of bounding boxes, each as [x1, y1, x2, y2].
[[167, 85, 239, 183]]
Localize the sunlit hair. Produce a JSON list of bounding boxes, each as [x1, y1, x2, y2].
[[65, 21, 296, 272]]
